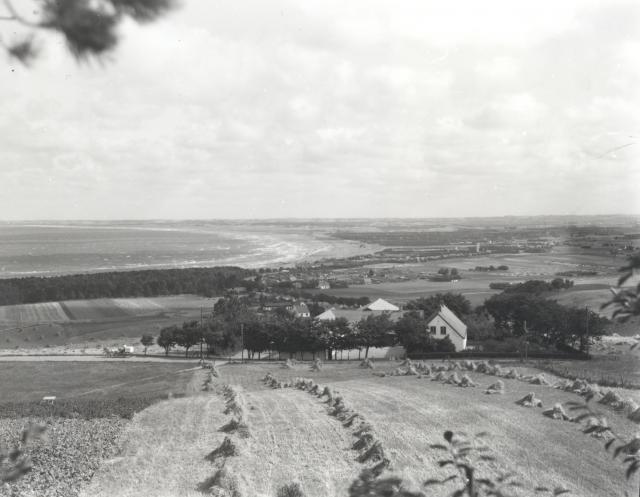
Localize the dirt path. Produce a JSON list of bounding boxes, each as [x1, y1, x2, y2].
[[0, 354, 201, 363], [227, 388, 361, 497]]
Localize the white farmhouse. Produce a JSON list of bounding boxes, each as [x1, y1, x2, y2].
[[425, 304, 467, 351]]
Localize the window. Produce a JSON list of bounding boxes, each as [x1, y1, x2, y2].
[[429, 326, 436, 334], [440, 326, 447, 335]]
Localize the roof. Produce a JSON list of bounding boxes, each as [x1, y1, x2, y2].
[[364, 298, 400, 311], [316, 307, 407, 324], [425, 304, 467, 339], [293, 302, 309, 313], [315, 308, 337, 321]]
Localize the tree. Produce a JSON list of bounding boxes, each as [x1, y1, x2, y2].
[[603, 253, 640, 322], [157, 325, 177, 356], [405, 293, 471, 318], [307, 302, 325, 317], [395, 312, 429, 352], [0, 0, 175, 65], [326, 317, 352, 360], [174, 320, 202, 358], [140, 333, 154, 355], [356, 314, 395, 358]]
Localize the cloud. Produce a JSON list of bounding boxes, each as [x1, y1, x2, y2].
[[0, 0, 638, 219]]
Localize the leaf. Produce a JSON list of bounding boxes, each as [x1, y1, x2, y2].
[[626, 462, 639, 480], [573, 413, 592, 422], [429, 444, 448, 451], [479, 455, 496, 462], [438, 460, 454, 467], [604, 439, 616, 451], [535, 486, 550, 493], [423, 479, 444, 487], [553, 488, 571, 496]]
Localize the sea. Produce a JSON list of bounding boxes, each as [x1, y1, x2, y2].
[[0, 220, 376, 279]]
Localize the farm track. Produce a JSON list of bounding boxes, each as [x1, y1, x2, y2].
[[229, 388, 360, 497]]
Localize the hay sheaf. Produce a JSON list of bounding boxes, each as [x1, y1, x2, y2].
[[505, 369, 519, 379], [205, 436, 239, 462], [458, 374, 476, 387], [599, 390, 624, 408], [310, 358, 323, 372], [283, 358, 295, 369], [358, 441, 386, 463], [516, 392, 543, 408], [432, 371, 447, 382], [360, 358, 375, 369], [529, 374, 551, 386], [542, 403, 573, 421], [445, 373, 461, 385], [485, 380, 505, 394], [197, 467, 240, 496], [627, 407, 640, 423]]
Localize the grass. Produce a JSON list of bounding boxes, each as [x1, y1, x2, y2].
[[0, 362, 196, 402]]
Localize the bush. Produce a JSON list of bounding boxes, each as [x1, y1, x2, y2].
[[277, 482, 306, 497]]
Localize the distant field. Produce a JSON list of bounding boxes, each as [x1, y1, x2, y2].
[[0, 295, 216, 351], [0, 295, 215, 324], [0, 361, 196, 402]]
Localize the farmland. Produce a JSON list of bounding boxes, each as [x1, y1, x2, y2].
[[0, 361, 200, 497], [0, 361, 197, 402], [57, 360, 640, 497], [0, 295, 215, 351]]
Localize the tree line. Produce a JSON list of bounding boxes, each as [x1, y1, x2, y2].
[[153, 296, 458, 360], [0, 267, 255, 305]]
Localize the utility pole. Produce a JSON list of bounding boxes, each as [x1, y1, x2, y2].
[[240, 323, 244, 364], [200, 307, 204, 360], [584, 306, 590, 355]]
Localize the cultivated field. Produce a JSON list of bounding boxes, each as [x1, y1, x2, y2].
[[0, 295, 215, 351], [0, 295, 214, 325], [75, 360, 640, 497], [0, 361, 200, 497]]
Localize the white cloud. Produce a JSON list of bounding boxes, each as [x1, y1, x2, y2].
[[0, 0, 638, 219]]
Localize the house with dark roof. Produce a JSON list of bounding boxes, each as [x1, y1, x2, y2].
[[425, 304, 467, 351]]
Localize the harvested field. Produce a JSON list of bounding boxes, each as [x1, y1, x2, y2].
[[216, 361, 640, 496], [6, 360, 640, 496]]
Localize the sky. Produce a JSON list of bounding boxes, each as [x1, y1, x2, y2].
[[0, 0, 639, 220]]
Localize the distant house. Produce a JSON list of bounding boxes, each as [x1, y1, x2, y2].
[[425, 304, 467, 351], [364, 298, 400, 312], [262, 302, 294, 312], [317, 279, 331, 290], [292, 302, 310, 318], [315, 308, 337, 321]]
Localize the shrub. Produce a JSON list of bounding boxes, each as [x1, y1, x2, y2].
[[277, 482, 306, 497]]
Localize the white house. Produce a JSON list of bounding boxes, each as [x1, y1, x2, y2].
[[292, 302, 310, 318], [425, 304, 467, 351]]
